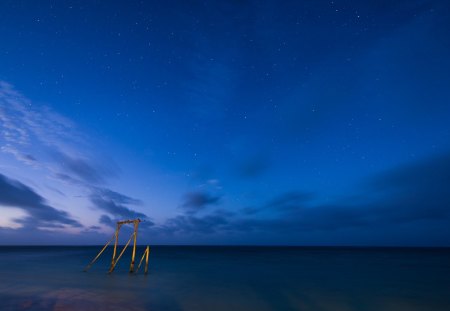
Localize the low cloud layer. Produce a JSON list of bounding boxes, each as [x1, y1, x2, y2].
[[152, 152, 450, 245], [0, 173, 81, 229]]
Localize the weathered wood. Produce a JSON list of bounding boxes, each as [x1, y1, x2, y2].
[[83, 218, 148, 274]]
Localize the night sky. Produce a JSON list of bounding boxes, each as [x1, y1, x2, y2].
[[1, 0, 450, 246]]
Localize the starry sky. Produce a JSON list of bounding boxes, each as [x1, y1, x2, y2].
[[1, 0, 450, 246]]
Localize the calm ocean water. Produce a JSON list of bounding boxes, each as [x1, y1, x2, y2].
[[0, 246, 449, 311]]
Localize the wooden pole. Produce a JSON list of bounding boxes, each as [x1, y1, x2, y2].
[[109, 231, 134, 273], [110, 223, 121, 271], [145, 246, 150, 275], [83, 234, 115, 271], [129, 220, 139, 273], [136, 246, 146, 273], [83, 218, 146, 275], [136, 245, 150, 274]]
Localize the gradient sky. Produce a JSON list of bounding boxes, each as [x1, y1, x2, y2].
[[1, 0, 450, 245]]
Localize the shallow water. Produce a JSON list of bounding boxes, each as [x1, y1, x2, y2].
[[0, 246, 449, 310]]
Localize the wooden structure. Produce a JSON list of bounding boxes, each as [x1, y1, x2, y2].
[[84, 218, 150, 274]]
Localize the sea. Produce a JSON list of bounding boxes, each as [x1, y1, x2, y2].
[[0, 246, 449, 311]]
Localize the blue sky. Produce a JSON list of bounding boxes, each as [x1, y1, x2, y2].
[[1, 0, 450, 245]]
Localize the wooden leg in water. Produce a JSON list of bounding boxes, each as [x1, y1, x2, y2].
[[145, 246, 150, 275], [109, 232, 134, 274], [83, 234, 114, 272], [129, 220, 139, 273], [136, 247, 146, 273], [110, 223, 121, 271]]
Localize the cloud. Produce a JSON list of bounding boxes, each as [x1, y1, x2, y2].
[[181, 191, 221, 213], [153, 152, 450, 244], [51, 150, 112, 185], [157, 210, 231, 235], [265, 191, 314, 211], [90, 188, 147, 221], [0, 173, 82, 228], [94, 188, 142, 206], [370, 152, 450, 193], [0, 81, 81, 152], [271, 152, 450, 231], [364, 152, 450, 223], [88, 225, 102, 230], [241, 191, 313, 215], [1, 81, 146, 237], [0, 82, 115, 187], [1, 144, 38, 167], [0, 225, 110, 245], [99, 214, 114, 226], [237, 155, 271, 179], [237, 152, 450, 234], [233, 204, 371, 234]]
